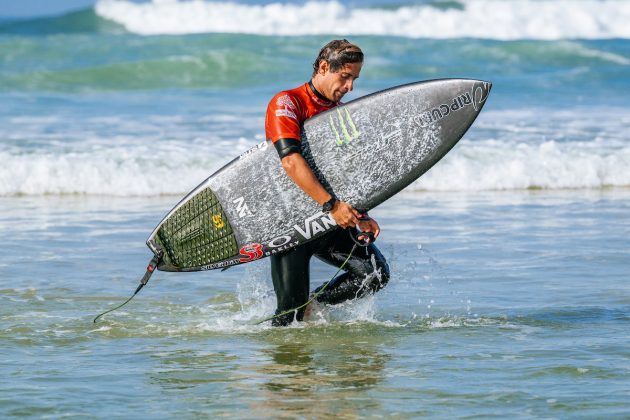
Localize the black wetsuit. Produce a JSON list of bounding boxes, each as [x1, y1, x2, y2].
[[265, 81, 390, 326], [270, 227, 390, 326]]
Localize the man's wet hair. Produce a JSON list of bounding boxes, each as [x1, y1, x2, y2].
[[312, 39, 363, 77]]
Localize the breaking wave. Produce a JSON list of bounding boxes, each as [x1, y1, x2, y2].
[[93, 0, 630, 40], [2, 109, 629, 196]]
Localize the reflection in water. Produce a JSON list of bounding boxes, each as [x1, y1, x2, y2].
[[248, 326, 392, 418], [146, 325, 395, 417], [148, 348, 243, 391]]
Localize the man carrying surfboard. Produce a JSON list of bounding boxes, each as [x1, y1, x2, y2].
[[265, 39, 390, 326]]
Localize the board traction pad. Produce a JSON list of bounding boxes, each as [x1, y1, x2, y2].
[[155, 187, 238, 268]]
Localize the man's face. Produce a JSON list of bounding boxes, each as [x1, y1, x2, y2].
[[317, 61, 363, 103]]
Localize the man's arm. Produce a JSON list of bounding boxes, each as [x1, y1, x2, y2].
[[280, 153, 360, 229]]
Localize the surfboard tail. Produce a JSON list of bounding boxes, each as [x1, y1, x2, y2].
[[147, 187, 240, 272]]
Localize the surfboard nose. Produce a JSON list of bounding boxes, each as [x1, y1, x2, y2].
[[470, 79, 492, 112], [475, 79, 492, 90]]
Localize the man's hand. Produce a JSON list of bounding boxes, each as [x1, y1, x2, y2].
[[357, 216, 380, 241], [330, 200, 360, 229]]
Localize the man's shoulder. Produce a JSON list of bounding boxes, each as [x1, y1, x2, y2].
[[268, 84, 308, 109], [265, 84, 309, 140], [267, 83, 311, 123]]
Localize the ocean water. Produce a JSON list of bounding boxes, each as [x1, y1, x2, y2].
[[1, 0, 629, 417]]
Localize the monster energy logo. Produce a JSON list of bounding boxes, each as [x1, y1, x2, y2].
[[329, 108, 360, 145]]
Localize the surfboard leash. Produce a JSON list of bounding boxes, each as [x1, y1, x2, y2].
[[93, 219, 375, 325], [254, 224, 375, 326], [93, 252, 162, 323], [253, 243, 358, 326]]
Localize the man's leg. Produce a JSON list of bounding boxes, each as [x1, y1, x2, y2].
[[312, 229, 390, 305], [270, 244, 313, 326]]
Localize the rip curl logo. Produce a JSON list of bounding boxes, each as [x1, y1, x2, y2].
[[329, 108, 360, 145], [275, 94, 297, 120], [471, 81, 491, 111], [416, 81, 491, 127]]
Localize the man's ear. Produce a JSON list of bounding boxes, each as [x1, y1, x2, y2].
[[318, 60, 329, 75]]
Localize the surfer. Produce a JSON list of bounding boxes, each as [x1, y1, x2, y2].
[[265, 39, 390, 326]]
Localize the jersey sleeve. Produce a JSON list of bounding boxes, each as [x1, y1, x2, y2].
[[265, 92, 302, 143]]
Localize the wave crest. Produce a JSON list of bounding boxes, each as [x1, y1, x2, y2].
[[95, 0, 630, 40]]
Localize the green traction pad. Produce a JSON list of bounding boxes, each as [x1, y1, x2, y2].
[[155, 188, 238, 269]]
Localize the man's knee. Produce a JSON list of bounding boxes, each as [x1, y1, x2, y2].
[[367, 255, 389, 293], [366, 248, 389, 291]]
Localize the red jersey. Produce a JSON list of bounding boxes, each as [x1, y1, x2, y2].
[[265, 82, 337, 143]]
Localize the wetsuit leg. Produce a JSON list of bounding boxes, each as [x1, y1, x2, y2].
[[312, 229, 390, 305], [270, 243, 314, 326]]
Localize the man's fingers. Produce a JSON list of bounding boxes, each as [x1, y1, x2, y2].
[[342, 220, 357, 229], [330, 201, 363, 228]]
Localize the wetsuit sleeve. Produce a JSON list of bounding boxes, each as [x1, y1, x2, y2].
[[274, 138, 301, 159], [265, 92, 302, 158]]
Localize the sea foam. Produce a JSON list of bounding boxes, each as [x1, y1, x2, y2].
[[95, 0, 630, 40], [2, 136, 629, 196], [2, 106, 628, 196], [418, 138, 630, 191]]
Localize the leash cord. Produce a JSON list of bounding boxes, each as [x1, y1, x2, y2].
[[254, 243, 358, 325], [93, 292, 138, 323], [93, 253, 161, 323], [94, 223, 373, 325]]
